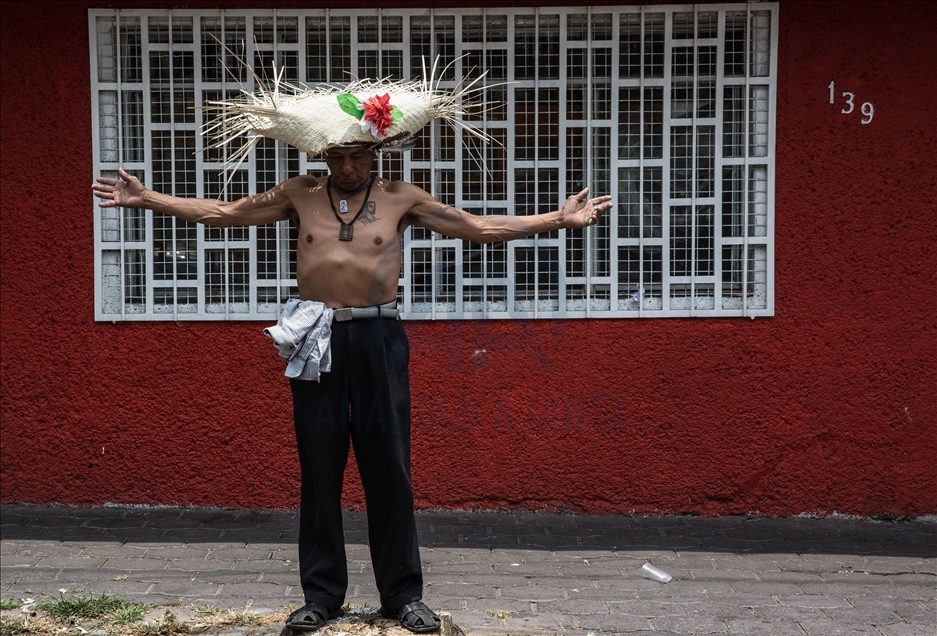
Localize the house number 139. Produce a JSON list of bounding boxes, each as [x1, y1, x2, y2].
[[829, 81, 874, 124]]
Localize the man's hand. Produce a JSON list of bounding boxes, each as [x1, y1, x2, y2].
[[561, 187, 613, 229], [92, 167, 146, 209]]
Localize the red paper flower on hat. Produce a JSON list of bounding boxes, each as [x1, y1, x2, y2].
[[360, 93, 394, 137]]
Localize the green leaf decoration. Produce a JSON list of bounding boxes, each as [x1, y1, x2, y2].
[[337, 93, 363, 119], [391, 105, 403, 124]]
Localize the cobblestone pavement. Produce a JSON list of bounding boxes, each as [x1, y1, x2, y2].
[[1, 504, 934, 635]]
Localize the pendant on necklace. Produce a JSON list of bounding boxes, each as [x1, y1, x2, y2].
[[339, 199, 348, 214], [327, 175, 374, 244]]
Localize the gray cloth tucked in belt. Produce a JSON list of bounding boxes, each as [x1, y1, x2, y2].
[[264, 300, 399, 382], [264, 300, 334, 382]]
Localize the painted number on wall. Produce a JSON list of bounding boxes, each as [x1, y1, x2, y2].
[[829, 81, 874, 124]]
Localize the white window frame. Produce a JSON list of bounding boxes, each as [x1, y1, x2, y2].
[[90, 5, 778, 321]]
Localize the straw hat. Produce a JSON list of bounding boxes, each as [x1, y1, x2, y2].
[[202, 46, 490, 172]]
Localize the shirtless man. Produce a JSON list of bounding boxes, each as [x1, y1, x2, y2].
[[93, 146, 611, 633]]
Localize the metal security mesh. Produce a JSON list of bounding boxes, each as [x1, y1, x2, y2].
[[91, 6, 776, 320]]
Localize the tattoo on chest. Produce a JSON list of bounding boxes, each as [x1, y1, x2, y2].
[[359, 201, 378, 225]]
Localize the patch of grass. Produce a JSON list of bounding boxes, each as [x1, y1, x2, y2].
[[0, 617, 31, 636], [0, 600, 22, 611], [37, 593, 128, 621], [4, 597, 294, 636], [111, 602, 155, 625], [484, 609, 510, 620], [232, 613, 261, 626], [1, 614, 60, 636]]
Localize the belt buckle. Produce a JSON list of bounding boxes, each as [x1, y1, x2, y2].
[[334, 308, 353, 321]]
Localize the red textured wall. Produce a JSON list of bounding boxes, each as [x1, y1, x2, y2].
[[1, 1, 934, 517]]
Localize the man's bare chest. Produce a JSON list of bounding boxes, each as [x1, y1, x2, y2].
[[287, 183, 407, 249]]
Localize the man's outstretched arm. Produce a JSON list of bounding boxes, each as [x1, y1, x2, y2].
[[92, 167, 293, 228], [403, 184, 613, 244]]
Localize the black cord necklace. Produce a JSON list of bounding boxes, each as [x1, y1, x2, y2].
[[327, 176, 375, 241]]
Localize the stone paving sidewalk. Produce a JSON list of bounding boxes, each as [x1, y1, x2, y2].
[[1, 503, 934, 635]]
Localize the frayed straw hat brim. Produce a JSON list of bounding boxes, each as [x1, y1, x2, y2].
[[200, 38, 493, 179]]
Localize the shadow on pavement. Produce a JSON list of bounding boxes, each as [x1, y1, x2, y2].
[[1, 504, 934, 559]]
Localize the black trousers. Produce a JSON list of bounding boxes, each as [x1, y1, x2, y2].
[[289, 317, 422, 611]]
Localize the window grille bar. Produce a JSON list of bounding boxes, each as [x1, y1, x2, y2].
[[533, 6, 540, 320], [429, 9, 437, 321], [90, 12, 103, 317], [634, 7, 644, 318], [690, 5, 697, 318], [140, 17, 154, 319], [640, 7, 649, 317], [482, 8, 490, 320], [177, 15, 194, 316], [116, 11, 127, 320], [504, 13, 515, 318], [232, 11, 245, 320], [660, 11, 671, 315], [742, 3, 751, 317], [273, 8, 284, 318], [453, 11, 463, 317], [145, 13, 163, 320], [714, 10, 722, 311], [583, 6, 592, 319]]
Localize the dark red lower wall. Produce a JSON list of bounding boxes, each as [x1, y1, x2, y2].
[[1, 1, 934, 517]]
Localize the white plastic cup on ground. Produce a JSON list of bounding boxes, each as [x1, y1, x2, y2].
[[640, 562, 672, 583]]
